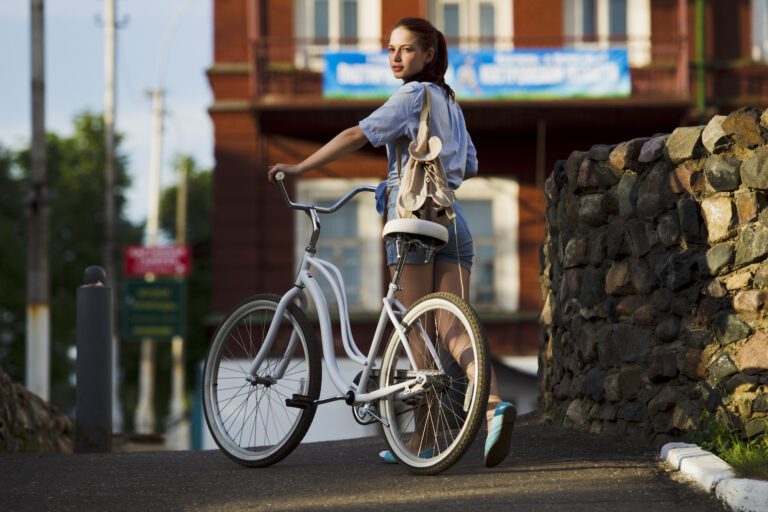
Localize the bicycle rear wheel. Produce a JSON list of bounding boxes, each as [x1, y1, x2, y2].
[[203, 293, 321, 467], [379, 292, 489, 475]]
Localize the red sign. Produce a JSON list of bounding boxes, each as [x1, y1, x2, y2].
[[124, 245, 191, 276]]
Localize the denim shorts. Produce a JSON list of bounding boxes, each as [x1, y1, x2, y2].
[[384, 186, 474, 271]]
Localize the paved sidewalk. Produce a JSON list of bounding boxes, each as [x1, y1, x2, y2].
[[2, 414, 727, 512]]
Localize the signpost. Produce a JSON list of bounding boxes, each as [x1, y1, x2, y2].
[[121, 279, 186, 341], [124, 245, 190, 277]]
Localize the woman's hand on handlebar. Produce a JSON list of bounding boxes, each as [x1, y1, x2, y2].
[[267, 163, 301, 183]]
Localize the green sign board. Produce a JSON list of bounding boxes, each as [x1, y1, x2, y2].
[[122, 279, 186, 341]]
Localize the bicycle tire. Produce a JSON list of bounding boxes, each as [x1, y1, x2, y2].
[[378, 292, 489, 475], [203, 293, 321, 467]]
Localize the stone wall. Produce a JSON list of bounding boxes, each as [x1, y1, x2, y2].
[[0, 371, 74, 453], [539, 106, 768, 445]]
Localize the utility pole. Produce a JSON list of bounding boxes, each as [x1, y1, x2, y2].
[[103, 0, 123, 433], [27, 0, 50, 401], [134, 88, 164, 435], [167, 157, 190, 450]]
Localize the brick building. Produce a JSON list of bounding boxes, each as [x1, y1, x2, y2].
[[206, 0, 768, 362]]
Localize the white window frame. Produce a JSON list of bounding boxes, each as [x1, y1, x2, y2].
[[294, 0, 382, 71], [455, 177, 519, 312], [563, 0, 650, 67], [429, 0, 514, 50], [295, 179, 383, 312], [753, 0, 768, 62]]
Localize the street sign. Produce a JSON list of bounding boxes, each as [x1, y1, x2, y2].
[[124, 245, 190, 276], [121, 279, 186, 341]]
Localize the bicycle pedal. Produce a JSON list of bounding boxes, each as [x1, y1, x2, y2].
[[285, 394, 315, 409]]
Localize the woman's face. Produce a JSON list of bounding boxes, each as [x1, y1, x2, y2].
[[388, 26, 434, 81]]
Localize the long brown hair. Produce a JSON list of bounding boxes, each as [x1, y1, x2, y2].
[[392, 17, 455, 101]]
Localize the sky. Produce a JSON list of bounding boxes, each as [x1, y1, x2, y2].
[[0, 0, 213, 225]]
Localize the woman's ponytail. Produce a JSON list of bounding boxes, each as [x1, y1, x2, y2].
[[393, 17, 456, 101]]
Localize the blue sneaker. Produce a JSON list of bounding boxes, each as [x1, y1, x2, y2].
[[379, 447, 434, 464], [484, 402, 517, 468]]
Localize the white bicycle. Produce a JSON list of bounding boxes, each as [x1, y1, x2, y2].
[[202, 172, 489, 474]]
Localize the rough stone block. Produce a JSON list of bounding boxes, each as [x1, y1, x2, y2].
[[713, 311, 753, 345], [584, 368, 606, 401], [636, 161, 677, 218], [677, 197, 703, 243], [589, 144, 613, 161], [655, 316, 680, 342], [745, 418, 768, 438], [565, 398, 590, 426], [701, 196, 735, 243], [702, 114, 734, 154], [566, 150, 589, 193], [704, 243, 734, 275], [649, 350, 679, 382], [579, 193, 607, 226], [617, 171, 639, 217], [648, 386, 679, 416], [703, 155, 741, 191], [630, 259, 658, 295], [619, 366, 645, 400], [665, 125, 705, 164], [612, 324, 652, 363], [606, 218, 628, 259], [618, 401, 647, 423], [609, 138, 649, 171], [577, 158, 620, 192], [599, 404, 619, 420], [657, 211, 681, 247], [740, 146, 768, 189], [670, 160, 699, 194], [734, 190, 766, 225], [707, 353, 739, 384], [563, 237, 587, 268], [639, 134, 670, 163], [606, 260, 634, 295], [604, 372, 620, 401], [734, 223, 768, 267], [734, 331, 768, 371], [580, 266, 607, 308], [733, 290, 766, 317], [753, 393, 768, 412], [681, 348, 706, 380], [722, 106, 766, 149], [723, 270, 752, 291]]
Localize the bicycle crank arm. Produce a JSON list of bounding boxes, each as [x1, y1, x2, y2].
[[285, 392, 354, 410]]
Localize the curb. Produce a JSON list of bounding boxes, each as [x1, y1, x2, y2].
[[660, 442, 768, 512]]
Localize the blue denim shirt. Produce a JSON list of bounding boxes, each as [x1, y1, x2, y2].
[[359, 81, 478, 194]]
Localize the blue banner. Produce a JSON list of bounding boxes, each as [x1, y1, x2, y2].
[[323, 48, 631, 99]]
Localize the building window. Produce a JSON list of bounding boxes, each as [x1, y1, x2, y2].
[[429, 0, 513, 50], [753, 0, 768, 62], [294, 0, 381, 70], [563, 0, 650, 66], [295, 179, 382, 312], [455, 177, 519, 311]]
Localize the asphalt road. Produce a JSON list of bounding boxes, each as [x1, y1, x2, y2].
[[2, 414, 727, 512]]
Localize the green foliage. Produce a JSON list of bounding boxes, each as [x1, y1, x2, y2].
[[692, 411, 768, 481], [1, 112, 142, 413]]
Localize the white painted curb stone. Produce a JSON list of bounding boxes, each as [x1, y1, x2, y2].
[[661, 442, 768, 512]]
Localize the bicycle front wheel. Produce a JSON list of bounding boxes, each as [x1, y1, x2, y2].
[[203, 293, 321, 467], [379, 292, 489, 475]]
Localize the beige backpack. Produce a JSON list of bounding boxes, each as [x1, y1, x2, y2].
[[395, 85, 456, 228]]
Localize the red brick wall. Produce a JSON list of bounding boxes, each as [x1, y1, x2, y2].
[[214, 0, 250, 63], [514, 0, 563, 47]]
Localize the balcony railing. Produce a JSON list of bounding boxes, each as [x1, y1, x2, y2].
[[244, 35, 765, 105]]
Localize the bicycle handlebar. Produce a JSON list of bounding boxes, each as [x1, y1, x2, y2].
[[274, 171, 376, 213]]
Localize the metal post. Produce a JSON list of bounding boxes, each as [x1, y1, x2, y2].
[[103, 0, 123, 434], [27, 0, 50, 401], [134, 88, 164, 435], [76, 266, 112, 452], [167, 158, 190, 450]]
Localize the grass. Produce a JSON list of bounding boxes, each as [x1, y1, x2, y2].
[[694, 415, 768, 481]]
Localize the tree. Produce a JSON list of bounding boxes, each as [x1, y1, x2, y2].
[[3, 112, 142, 413]]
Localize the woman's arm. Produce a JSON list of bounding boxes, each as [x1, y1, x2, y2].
[[267, 126, 368, 182]]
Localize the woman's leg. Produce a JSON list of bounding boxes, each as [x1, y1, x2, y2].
[[433, 261, 503, 428]]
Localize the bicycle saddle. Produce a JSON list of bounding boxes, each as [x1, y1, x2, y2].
[[382, 218, 449, 246]]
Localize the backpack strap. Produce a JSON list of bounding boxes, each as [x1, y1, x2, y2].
[[397, 84, 432, 180]]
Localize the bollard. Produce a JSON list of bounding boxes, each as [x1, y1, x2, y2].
[[75, 265, 112, 452]]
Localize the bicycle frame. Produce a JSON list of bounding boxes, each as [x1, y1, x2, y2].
[[246, 176, 444, 407]]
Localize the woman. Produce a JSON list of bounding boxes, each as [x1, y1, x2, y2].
[[267, 17, 516, 468]]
